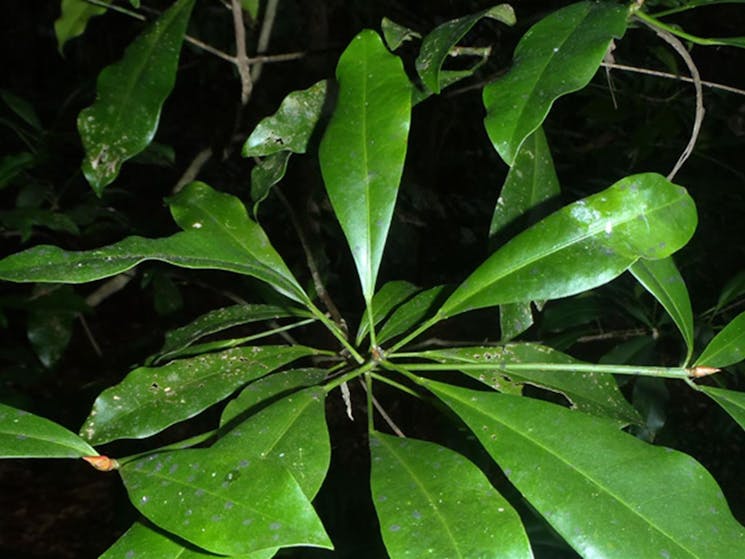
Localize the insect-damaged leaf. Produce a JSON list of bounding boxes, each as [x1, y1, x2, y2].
[[78, 0, 195, 194], [80, 345, 319, 445]]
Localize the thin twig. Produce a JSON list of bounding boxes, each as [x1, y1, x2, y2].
[[230, 0, 253, 105], [274, 188, 347, 333], [185, 35, 236, 63], [172, 147, 213, 194], [251, 0, 280, 82], [360, 378, 405, 437], [637, 18, 705, 180], [84, 0, 146, 20], [85, 272, 135, 307], [78, 314, 103, 357]]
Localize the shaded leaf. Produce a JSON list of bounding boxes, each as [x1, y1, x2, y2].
[[700, 386, 745, 430], [217, 387, 330, 498], [378, 285, 450, 345], [54, 0, 107, 54], [78, 0, 195, 194], [243, 80, 328, 157], [319, 30, 411, 302], [0, 90, 42, 130], [369, 432, 532, 559], [714, 269, 745, 314], [80, 345, 319, 445], [429, 382, 745, 558], [500, 303, 534, 341], [381, 17, 420, 50], [417, 343, 640, 424], [438, 173, 697, 318], [0, 207, 80, 242], [416, 4, 515, 94], [250, 151, 291, 213], [483, 1, 628, 165], [356, 280, 420, 345], [694, 310, 745, 368], [0, 152, 35, 189], [630, 256, 694, 363], [0, 402, 97, 458], [120, 445, 331, 556]]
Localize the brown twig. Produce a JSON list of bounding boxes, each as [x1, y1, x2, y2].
[[230, 0, 253, 105], [637, 18, 705, 181], [172, 147, 213, 194], [250, 0, 280, 83]]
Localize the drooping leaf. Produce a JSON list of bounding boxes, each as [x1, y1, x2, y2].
[[356, 280, 420, 345], [120, 445, 331, 556], [155, 303, 309, 364], [700, 386, 745, 430], [250, 151, 290, 212], [416, 4, 515, 94], [630, 256, 694, 363], [78, 0, 196, 194], [483, 1, 628, 165], [0, 402, 97, 458], [99, 520, 280, 559], [54, 0, 107, 54], [500, 303, 534, 341], [378, 285, 451, 345], [437, 173, 697, 318], [80, 345, 319, 445], [369, 432, 532, 559], [217, 387, 330, 498], [319, 30, 411, 302], [694, 310, 745, 368], [221, 368, 327, 427], [417, 343, 640, 424], [429, 382, 745, 558], [381, 17, 421, 50], [243, 80, 328, 157]]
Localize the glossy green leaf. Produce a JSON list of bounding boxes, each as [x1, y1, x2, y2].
[[319, 30, 411, 302], [381, 17, 420, 50], [437, 173, 697, 318], [167, 182, 308, 303], [483, 1, 628, 165], [78, 0, 195, 194], [378, 285, 450, 345], [155, 303, 308, 363], [243, 80, 328, 157], [120, 445, 331, 556], [700, 386, 745, 430], [101, 520, 277, 559], [694, 310, 745, 368], [416, 4, 515, 94], [369, 431, 532, 559], [418, 343, 640, 424], [54, 0, 107, 54], [221, 368, 327, 427], [630, 256, 694, 363], [500, 303, 534, 341], [251, 151, 290, 212], [217, 387, 330, 498], [80, 345, 319, 445], [429, 382, 745, 558], [356, 280, 420, 345], [0, 402, 97, 458]]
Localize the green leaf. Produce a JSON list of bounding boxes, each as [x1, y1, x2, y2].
[[80, 345, 319, 445], [243, 80, 328, 157], [54, 0, 107, 54], [381, 17, 421, 50], [500, 303, 534, 341], [694, 310, 745, 368], [0, 402, 97, 458], [700, 386, 745, 430], [250, 151, 291, 213], [429, 382, 745, 558], [156, 303, 309, 363], [483, 1, 628, 165], [0, 152, 35, 189], [101, 520, 278, 559], [120, 445, 331, 556], [319, 30, 411, 302], [714, 269, 745, 315], [217, 387, 330, 498], [630, 256, 694, 364], [78, 0, 195, 194], [0, 208, 80, 242], [221, 368, 327, 427], [438, 173, 697, 318], [0, 90, 42, 130], [378, 285, 450, 345], [369, 432, 531, 559], [416, 4, 515, 94], [356, 280, 420, 345], [417, 343, 641, 424]]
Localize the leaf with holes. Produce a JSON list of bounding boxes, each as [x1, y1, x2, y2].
[[429, 381, 745, 558], [78, 0, 195, 194]]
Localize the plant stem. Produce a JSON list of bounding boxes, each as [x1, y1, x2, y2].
[[306, 301, 364, 363], [370, 371, 422, 399], [634, 10, 740, 47], [365, 373, 374, 433], [387, 315, 441, 353], [324, 361, 377, 393]]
